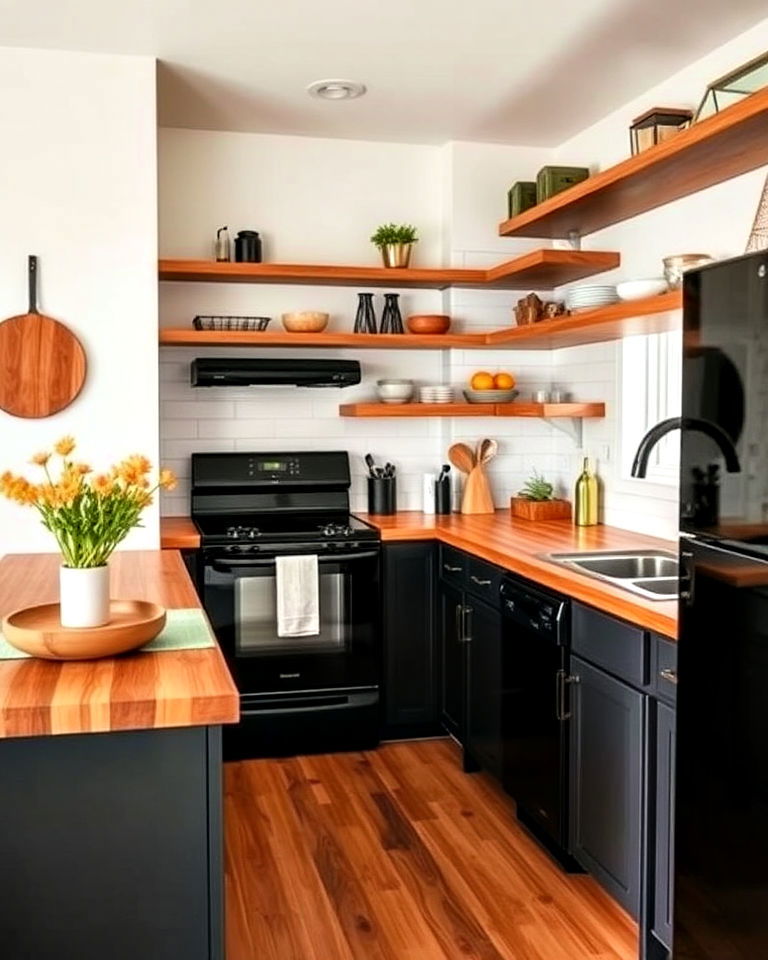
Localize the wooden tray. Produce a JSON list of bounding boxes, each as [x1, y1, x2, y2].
[[2, 600, 166, 660]]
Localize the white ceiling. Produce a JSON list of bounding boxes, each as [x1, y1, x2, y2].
[[1, 0, 766, 144]]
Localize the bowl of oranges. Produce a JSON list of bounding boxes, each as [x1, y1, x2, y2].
[[464, 371, 518, 403]]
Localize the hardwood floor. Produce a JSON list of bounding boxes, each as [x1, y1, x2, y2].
[[224, 738, 637, 960]]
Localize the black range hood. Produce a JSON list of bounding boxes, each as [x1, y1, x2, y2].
[[191, 358, 361, 388]]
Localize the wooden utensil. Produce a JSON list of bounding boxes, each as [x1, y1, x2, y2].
[[0, 256, 86, 418], [462, 438, 496, 514], [2, 600, 166, 660], [448, 442, 476, 474]]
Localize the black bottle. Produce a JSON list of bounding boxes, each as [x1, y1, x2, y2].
[[234, 230, 262, 263]]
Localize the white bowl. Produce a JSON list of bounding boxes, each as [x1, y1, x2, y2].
[[377, 379, 415, 404], [616, 278, 668, 301]]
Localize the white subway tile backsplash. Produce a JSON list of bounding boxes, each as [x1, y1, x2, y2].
[[158, 251, 677, 535]]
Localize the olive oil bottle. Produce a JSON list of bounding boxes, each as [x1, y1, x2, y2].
[[574, 456, 598, 526]]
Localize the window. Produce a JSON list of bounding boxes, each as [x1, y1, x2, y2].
[[621, 331, 682, 484]]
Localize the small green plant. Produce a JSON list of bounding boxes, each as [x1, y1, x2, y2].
[[370, 223, 419, 247], [518, 470, 554, 502]]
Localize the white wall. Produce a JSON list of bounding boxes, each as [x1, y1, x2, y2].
[[0, 47, 159, 556], [159, 128, 448, 513], [158, 16, 768, 537], [544, 15, 768, 537]]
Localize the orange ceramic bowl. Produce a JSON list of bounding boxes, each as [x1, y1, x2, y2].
[[406, 314, 451, 335]]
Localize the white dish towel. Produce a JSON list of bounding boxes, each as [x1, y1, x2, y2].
[[275, 554, 320, 637]]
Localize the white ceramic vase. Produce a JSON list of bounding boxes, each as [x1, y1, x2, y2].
[[59, 565, 111, 628]]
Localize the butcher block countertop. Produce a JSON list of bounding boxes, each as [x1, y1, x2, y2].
[[160, 512, 678, 639], [0, 550, 239, 740]]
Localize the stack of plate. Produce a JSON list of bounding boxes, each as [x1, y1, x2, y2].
[[565, 284, 619, 312], [419, 385, 454, 404]]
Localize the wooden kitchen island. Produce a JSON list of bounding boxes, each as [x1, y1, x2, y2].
[[0, 550, 239, 960]]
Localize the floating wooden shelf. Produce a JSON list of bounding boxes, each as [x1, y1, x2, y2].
[[339, 402, 606, 418], [499, 87, 768, 239], [158, 249, 619, 290], [159, 328, 489, 349], [160, 291, 681, 351], [483, 291, 682, 350]]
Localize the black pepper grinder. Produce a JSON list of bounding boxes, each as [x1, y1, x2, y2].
[[234, 230, 262, 263]]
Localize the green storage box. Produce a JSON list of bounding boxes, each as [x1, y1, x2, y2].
[[507, 181, 537, 218], [536, 165, 590, 203]]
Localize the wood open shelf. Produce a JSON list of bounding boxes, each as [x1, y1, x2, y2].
[[498, 87, 768, 239], [160, 291, 681, 351], [159, 328, 489, 349], [483, 290, 682, 350], [339, 402, 606, 418], [158, 249, 619, 290]]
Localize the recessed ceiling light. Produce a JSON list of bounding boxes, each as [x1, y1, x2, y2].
[[307, 79, 367, 101]]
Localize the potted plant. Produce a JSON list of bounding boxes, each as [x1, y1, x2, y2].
[[370, 222, 419, 268], [0, 437, 176, 628], [510, 469, 572, 521]]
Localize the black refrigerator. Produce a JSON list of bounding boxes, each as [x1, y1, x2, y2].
[[675, 249, 768, 958]]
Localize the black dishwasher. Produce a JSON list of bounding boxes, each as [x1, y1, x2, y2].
[[501, 576, 579, 870]]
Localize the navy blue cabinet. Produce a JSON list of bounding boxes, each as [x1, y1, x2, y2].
[[382, 542, 439, 737], [651, 701, 676, 953], [569, 654, 645, 917]]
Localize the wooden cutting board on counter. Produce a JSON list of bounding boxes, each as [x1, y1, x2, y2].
[[0, 256, 87, 418]]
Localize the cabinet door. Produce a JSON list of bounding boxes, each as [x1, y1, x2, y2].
[[438, 580, 464, 738], [652, 701, 676, 951], [465, 596, 503, 776], [570, 655, 644, 918], [382, 542, 438, 734]]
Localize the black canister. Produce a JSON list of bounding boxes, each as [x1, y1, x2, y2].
[[367, 476, 396, 515], [435, 475, 452, 515], [234, 230, 262, 263]]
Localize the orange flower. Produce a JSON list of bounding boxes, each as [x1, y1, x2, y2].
[[54, 436, 76, 457], [73, 462, 91, 475], [125, 454, 151, 476], [91, 474, 113, 496], [30, 451, 51, 466], [159, 468, 177, 491]]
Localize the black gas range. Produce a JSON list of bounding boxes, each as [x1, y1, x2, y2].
[[191, 451, 381, 759]]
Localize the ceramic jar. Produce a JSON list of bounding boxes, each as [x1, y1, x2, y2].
[[60, 565, 110, 628]]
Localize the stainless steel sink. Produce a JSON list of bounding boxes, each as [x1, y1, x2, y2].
[[544, 550, 679, 601]]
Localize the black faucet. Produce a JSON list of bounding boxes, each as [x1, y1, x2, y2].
[[630, 416, 741, 478]]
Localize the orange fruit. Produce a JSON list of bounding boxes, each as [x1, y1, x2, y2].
[[493, 372, 516, 389], [470, 371, 495, 390]]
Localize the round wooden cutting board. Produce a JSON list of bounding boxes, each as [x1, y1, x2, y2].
[[0, 256, 86, 418]]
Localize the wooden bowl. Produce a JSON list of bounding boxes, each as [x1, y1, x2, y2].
[[406, 314, 451, 335], [282, 311, 329, 332], [1, 600, 166, 660]]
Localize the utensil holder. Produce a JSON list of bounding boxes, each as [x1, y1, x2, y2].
[[368, 476, 396, 514], [435, 476, 452, 514]]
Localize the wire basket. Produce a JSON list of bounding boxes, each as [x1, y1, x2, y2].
[[193, 315, 271, 332]]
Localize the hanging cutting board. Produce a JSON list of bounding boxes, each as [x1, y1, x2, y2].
[[0, 256, 86, 418]]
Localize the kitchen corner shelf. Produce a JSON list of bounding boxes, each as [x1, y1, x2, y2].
[[339, 402, 605, 419], [498, 87, 768, 239], [159, 291, 681, 351], [158, 249, 619, 290]]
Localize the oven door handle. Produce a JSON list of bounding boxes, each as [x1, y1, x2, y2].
[[210, 550, 379, 572]]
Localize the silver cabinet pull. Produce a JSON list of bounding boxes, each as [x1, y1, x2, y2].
[[470, 575, 492, 586], [464, 606, 473, 642], [660, 668, 678, 685], [455, 603, 463, 642], [444, 564, 463, 573]]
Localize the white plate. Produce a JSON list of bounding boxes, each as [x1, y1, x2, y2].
[[616, 278, 668, 300]]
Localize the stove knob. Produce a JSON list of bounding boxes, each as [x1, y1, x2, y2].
[[248, 529, 257, 539], [230, 529, 239, 539], [343, 525, 353, 537]]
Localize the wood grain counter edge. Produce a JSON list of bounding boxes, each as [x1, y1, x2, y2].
[[160, 514, 678, 639], [0, 549, 239, 739]]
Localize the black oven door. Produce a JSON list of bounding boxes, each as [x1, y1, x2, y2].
[[202, 546, 380, 694]]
